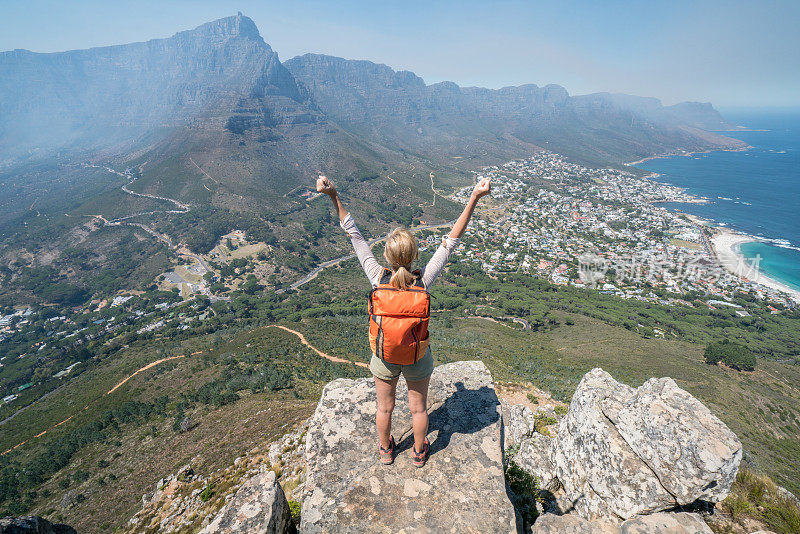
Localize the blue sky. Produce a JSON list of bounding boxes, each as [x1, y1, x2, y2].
[[1, 0, 798, 107]]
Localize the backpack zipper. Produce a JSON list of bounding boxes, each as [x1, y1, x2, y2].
[[411, 323, 419, 363]]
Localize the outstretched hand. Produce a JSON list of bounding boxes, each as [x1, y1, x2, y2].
[[449, 176, 491, 239], [316, 175, 336, 196], [319, 174, 349, 221], [472, 176, 491, 199]]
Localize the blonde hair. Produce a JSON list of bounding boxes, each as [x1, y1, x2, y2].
[[383, 227, 419, 289]]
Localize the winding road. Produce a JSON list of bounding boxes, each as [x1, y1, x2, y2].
[[85, 164, 189, 249], [427, 172, 439, 207], [265, 325, 368, 369], [90, 161, 460, 295], [189, 157, 219, 184]]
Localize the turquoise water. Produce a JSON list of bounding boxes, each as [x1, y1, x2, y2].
[[636, 110, 800, 294], [739, 241, 800, 292]]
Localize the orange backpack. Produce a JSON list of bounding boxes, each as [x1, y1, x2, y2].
[[368, 268, 430, 365]]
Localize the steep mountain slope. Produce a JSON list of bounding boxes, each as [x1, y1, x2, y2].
[[0, 15, 467, 311], [1, 14, 746, 208], [663, 101, 743, 131], [0, 15, 451, 227], [285, 53, 746, 165], [0, 14, 304, 163]]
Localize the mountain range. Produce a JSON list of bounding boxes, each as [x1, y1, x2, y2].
[[0, 13, 747, 294], [285, 53, 743, 165], [1, 13, 744, 172]]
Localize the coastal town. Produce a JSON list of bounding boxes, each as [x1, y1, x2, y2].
[[448, 152, 798, 310], [2, 151, 796, 411]]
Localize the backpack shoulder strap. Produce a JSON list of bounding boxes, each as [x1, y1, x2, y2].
[[379, 268, 393, 285]]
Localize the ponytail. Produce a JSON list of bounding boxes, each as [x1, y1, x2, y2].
[[389, 265, 416, 290], [384, 227, 419, 289]]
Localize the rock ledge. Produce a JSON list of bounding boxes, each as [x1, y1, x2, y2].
[[301, 360, 517, 533]]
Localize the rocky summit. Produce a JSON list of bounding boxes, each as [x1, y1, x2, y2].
[[301, 360, 517, 533], [78, 362, 762, 533]]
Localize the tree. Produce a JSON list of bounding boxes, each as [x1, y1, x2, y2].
[[704, 340, 756, 371], [73, 348, 92, 362]]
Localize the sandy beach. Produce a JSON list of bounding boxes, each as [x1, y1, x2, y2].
[[711, 229, 800, 303]]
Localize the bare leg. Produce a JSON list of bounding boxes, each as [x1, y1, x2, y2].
[[374, 376, 398, 450], [407, 377, 431, 452]]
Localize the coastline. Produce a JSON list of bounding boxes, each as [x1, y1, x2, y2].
[[628, 146, 800, 304], [711, 229, 800, 303], [639, 171, 710, 204], [624, 145, 750, 167]]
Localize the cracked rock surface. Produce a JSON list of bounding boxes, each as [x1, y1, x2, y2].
[[301, 360, 517, 533], [550, 368, 741, 520], [199, 468, 291, 534]]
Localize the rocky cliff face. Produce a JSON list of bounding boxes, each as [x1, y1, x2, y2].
[[296, 362, 743, 533], [506, 368, 744, 533], [0, 13, 305, 160], [296, 362, 745, 533], [199, 469, 292, 534], [2, 16, 745, 169], [285, 53, 747, 165], [122, 421, 308, 533], [664, 101, 742, 131]]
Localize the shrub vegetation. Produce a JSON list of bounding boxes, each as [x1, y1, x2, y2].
[[705, 340, 757, 371]]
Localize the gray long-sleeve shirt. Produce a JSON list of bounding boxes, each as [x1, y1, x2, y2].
[[340, 213, 459, 288]]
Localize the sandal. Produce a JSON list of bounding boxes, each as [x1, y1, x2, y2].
[[412, 437, 430, 468], [379, 435, 395, 465]]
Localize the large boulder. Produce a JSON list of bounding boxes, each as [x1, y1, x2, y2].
[[620, 512, 713, 533], [301, 361, 517, 533], [604, 376, 742, 504], [199, 468, 291, 534], [550, 368, 741, 520], [550, 369, 674, 519], [531, 512, 713, 534]]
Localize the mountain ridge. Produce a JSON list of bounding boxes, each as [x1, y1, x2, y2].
[[1, 14, 744, 170], [285, 52, 744, 166], [0, 14, 302, 162]]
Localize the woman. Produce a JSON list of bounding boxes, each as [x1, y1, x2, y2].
[[317, 174, 491, 467]]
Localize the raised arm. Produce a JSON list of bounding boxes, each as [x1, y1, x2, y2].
[[317, 175, 383, 286], [422, 176, 491, 287], [317, 175, 349, 221], [449, 176, 491, 239]]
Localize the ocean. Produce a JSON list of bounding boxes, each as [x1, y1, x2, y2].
[[635, 109, 800, 293]]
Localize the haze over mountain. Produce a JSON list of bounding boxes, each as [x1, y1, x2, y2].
[[0, 15, 306, 163], [1, 13, 743, 174], [285, 53, 743, 165]]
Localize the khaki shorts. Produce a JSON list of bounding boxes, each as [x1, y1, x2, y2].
[[370, 347, 434, 382]]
